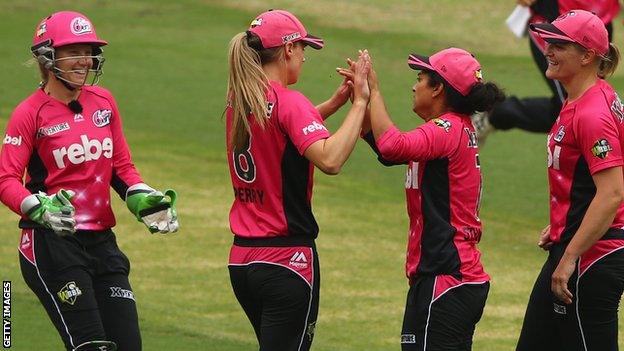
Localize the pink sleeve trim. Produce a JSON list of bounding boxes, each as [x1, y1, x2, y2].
[[589, 158, 623, 175]]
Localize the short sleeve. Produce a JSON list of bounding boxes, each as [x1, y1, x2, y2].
[[575, 111, 623, 174], [376, 117, 459, 163], [277, 91, 330, 155]]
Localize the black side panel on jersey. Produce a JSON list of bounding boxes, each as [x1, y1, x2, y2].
[[281, 140, 319, 239], [418, 158, 461, 278], [20, 149, 48, 228], [560, 157, 596, 243], [111, 170, 129, 200], [362, 131, 405, 167], [532, 0, 559, 21]]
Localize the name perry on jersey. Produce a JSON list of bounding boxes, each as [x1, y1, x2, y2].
[[52, 134, 113, 169]]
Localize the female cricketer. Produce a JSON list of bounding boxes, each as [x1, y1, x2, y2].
[[225, 9, 370, 351], [0, 11, 179, 351], [355, 48, 504, 350], [517, 9, 624, 351]]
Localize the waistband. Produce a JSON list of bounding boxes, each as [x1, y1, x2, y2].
[[233, 235, 315, 247]]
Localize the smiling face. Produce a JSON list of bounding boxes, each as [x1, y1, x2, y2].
[[53, 43, 94, 87], [544, 42, 590, 83]]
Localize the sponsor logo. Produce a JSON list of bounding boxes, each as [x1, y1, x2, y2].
[[463, 226, 482, 241], [553, 125, 565, 143], [37, 122, 70, 138], [250, 18, 262, 27], [20, 232, 31, 250], [3, 281, 10, 348], [302, 121, 327, 136], [289, 251, 308, 269], [74, 113, 84, 122], [52, 135, 113, 169], [611, 93, 624, 123], [36, 23, 47, 37], [110, 287, 135, 301], [57, 281, 82, 305], [92, 109, 112, 127], [464, 127, 477, 148], [474, 69, 483, 81], [401, 334, 416, 344], [433, 118, 451, 132], [3, 134, 22, 146], [282, 32, 302, 43], [553, 303, 567, 315], [70, 17, 93, 35], [306, 321, 316, 341], [591, 139, 613, 159], [266, 102, 275, 117]]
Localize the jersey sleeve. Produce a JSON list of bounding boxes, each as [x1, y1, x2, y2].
[[376, 118, 458, 163], [277, 91, 330, 155], [0, 103, 37, 215], [574, 109, 623, 175], [103, 91, 143, 199]]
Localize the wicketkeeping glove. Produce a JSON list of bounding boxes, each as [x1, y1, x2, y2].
[[126, 183, 179, 234], [20, 189, 76, 236]]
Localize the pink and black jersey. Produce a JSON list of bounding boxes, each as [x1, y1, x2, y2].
[[0, 86, 143, 230], [226, 80, 329, 242], [547, 79, 624, 244], [374, 112, 489, 284]]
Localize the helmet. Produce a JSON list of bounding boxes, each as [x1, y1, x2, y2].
[[31, 11, 108, 87]]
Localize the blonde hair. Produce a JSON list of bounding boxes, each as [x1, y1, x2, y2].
[[227, 31, 283, 150], [599, 43, 620, 78]]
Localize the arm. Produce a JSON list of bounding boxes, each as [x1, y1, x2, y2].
[[551, 166, 624, 303], [304, 51, 370, 175], [367, 66, 395, 141]]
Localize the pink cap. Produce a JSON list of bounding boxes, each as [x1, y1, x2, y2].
[[32, 11, 107, 49], [530, 10, 608, 55], [407, 48, 483, 96], [248, 10, 324, 50]]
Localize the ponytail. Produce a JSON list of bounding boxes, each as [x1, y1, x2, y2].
[[599, 43, 620, 79], [426, 70, 505, 115]]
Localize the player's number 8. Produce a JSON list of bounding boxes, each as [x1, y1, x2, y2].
[[233, 136, 256, 183]]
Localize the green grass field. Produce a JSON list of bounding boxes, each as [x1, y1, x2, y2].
[[1, 1, 624, 350]]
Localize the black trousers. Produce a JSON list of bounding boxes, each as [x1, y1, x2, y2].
[[489, 23, 614, 133], [516, 246, 624, 351], [19, 228, 141, 351], [229, 248, 320, 351], [401, 276, 489, 351]]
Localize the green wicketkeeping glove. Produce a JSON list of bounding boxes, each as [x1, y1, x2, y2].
[[126, 184, 179, 234], [20, 189, 76, 236]]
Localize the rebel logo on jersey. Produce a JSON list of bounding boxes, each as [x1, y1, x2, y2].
[[92, 109, 112, 127], [52, 135, 113, 169], [2, 135, 21, 146], [301, 120, 327, 136]]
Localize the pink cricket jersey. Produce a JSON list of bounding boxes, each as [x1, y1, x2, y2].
[[376, 112, 489, 284], [226, 81, 330, 240], [0, 86, 143, 230], [547, 79, 624, 244]]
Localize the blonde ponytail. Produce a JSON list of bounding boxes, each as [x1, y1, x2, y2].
[[599, 43, 620, 78], [227, 32, 270, 150]]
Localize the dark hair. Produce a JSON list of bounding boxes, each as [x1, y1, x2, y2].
[[425, 70, 505, 115]]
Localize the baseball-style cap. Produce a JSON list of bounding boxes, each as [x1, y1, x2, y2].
[[248, 9, 324, 50], [32, 11, 107, 48], [407, 48, 483, 96], [530, 10, 608, 55]]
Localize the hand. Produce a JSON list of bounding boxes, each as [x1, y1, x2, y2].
[[537, 225, 552, 250], [352, 49, 371, 103], [328, 76, 353, 108], [21, 189, 76, 235], [551, 254, 576, 304], [516, 0, 536, 6], [127, 184, 179, 234]]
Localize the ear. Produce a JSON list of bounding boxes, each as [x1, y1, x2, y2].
[[431, 82, 444, 98], [284, 42, 296, 60], [580, 49, 598, 67]]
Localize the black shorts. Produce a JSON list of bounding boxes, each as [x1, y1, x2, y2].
[[516, 244, 624, 351], [18, 228, 141, 351], [228, 239, 320, 351], [401, 276, 489, 351]]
